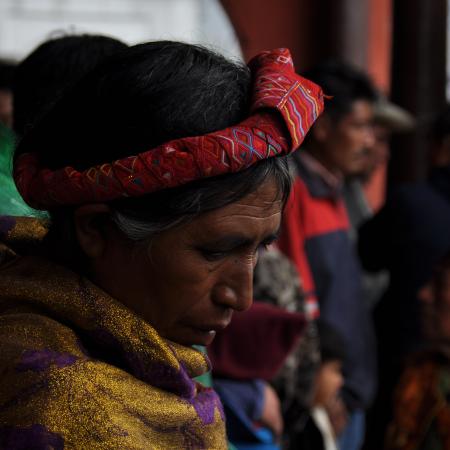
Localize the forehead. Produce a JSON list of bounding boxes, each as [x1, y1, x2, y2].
[[348, 99, 373, 119], [184, 178, 282, 237]]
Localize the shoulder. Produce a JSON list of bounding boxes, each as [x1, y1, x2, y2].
[[0, 313, 137, 447]]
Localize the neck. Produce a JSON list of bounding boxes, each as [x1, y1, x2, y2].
[[304, 145, 342, 178]]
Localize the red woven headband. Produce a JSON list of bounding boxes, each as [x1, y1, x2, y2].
[[14, 48, 324, 209]]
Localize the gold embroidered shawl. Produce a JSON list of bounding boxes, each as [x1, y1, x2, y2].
[[0, 217, 226, 449]]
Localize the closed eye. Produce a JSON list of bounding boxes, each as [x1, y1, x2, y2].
[[196, 230, 279, 262]]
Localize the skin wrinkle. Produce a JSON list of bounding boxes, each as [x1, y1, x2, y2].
[[82, 178, 282, 347]]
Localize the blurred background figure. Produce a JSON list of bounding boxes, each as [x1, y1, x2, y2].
[[0, 33, 127, 218], [293, 320, 345, 450], [209, 301, 308, 449], [0, 60, 14, 128], [0, 58, 31, 217], [253, 248, 321, 450], [344, 97, 415, 237], [360, 104, 450, 449], [385, 251, 450, 450], [343, 97, 415, 316], [277, 61, 378, 450], [13, 34, 127, 139]]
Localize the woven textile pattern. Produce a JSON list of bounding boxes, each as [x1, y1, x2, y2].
[[14, 48, 324, 209], [0, 217, 227, 449]]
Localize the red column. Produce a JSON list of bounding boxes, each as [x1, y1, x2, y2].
[[364, 0, 393, 211], [220, 0, 318, 69]]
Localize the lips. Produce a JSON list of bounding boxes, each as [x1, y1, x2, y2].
[[195, 320, 231, 333]]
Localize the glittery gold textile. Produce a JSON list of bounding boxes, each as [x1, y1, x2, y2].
[[0, 217, 227, 449]]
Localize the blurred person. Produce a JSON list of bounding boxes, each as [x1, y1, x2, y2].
[[253, 247, 321, 448], [0, 123, 36, 216], [343, 98, 415, 316], [277, 61, 378, 450], [13, 33, 127, 138], [359, 104, 450, 450], [367, 99, 415, 181], [0, 44, 324, 447], [293, 321, 346, 450], [211, 300, 307, 449], [0, 58, 35, 216], [210, 245, 320, 449], [385, 251, 450, 450], [0, 34, 127, 218], [344, 97, 415, 235], [0, 59, 15, 128]]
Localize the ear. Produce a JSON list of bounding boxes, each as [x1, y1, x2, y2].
[[311, 115, 332, 143], [74, 204, 111, 259]]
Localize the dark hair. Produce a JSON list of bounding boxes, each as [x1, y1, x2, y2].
[[15, 41, 291, 257], [13, 34, 127, 137], [0, 59, 16, 91], [317, 320, 346, 363], [303, 61, 377, 121]]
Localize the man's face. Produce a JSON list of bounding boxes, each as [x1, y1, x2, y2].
[[321, 100, 375, 177], [361, 123, 391, 179]]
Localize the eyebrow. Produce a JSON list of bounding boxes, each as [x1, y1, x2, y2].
[[198, 229, 280, 250]]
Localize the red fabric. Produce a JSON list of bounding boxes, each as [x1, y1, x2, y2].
[[208, 302, 306, 380], [277, 177, 349, 320], [277, 178, 319, 319], [14, 48, 324, 210]]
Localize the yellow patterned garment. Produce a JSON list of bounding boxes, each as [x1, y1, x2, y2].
[[0, 217, 227, 449]]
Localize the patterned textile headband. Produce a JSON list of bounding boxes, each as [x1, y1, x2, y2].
[[14, 48, 325, 209]]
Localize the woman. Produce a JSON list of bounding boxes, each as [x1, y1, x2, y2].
[[0, 42, 323, 448]]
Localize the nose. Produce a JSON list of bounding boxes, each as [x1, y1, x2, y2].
[[212, 256, 254, 312], [365, 125, 376, 149]]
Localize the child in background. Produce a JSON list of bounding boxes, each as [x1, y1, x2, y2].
[[293, 321, 345, 450], [386, 251, 450, 450]]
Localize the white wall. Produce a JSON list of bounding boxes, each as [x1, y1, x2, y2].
[[0, 0, 242, 61]]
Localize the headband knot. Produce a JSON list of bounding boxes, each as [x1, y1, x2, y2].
[[14, 48, 324, 209]]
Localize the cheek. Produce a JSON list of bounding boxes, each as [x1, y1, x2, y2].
[[140, 247, 217, 318]]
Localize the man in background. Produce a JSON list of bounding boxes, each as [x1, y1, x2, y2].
[[278, 61, 378, 450]]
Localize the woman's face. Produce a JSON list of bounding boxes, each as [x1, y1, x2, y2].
[[88, 178, 282, 346]]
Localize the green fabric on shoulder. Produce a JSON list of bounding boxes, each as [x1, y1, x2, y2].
[[0, 124, 41, 217]]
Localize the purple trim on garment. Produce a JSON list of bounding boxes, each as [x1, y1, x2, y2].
[[0, 424, 64, 450], [88, 327, 196, 398], [130, 357, 196, 399], [0, 216, 16, 237], [16, 349, 78, 372], [189, 385, 225, 425]]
